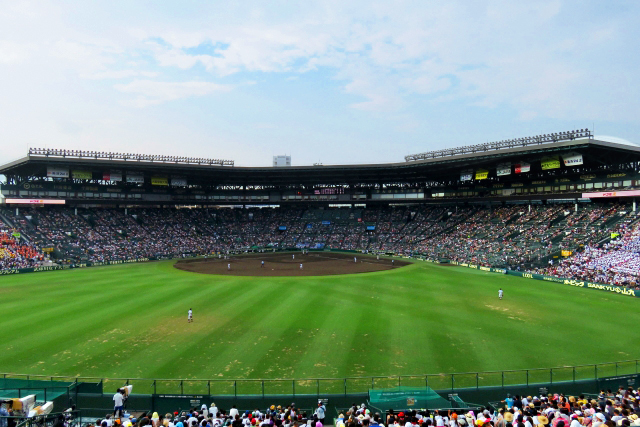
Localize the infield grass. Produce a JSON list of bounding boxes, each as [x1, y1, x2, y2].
[[0, 258, 637, 393]]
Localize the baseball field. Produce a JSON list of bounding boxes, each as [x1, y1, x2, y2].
[[0, 252, 637, 393]]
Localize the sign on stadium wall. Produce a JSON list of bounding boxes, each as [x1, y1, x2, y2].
[[72, 170, 92, 179], [127, 173, 144, 184], [541, 156, 561, 170], [47, 167, 69, 178], [475, 169, 489, 180], [496, 163, 511, 176], [103, 170, 122, 182], [171, 177, 187, 187], [562, 152, 584, 166], [514, 162, 530, 174], [460, 169, 473, 181], [583, 190, 640, 198], [151, 177, 169, 186], [4, 199, 66, 205]]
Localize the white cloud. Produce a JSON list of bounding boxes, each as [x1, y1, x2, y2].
[[0, 41, 31, 64], [113, 80, 232, 107], [85, 70, 159, 80], [126, 0, 639, 121]]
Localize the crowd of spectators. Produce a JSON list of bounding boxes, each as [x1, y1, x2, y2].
[[338, 388, 640, 427], [490, 388, 640, 427], [0, 217, 43, 270], [538, 217, 640, 289], [0, 205, 636, 288], [86, 386, 640, 427], [92, 401, 326, 427]]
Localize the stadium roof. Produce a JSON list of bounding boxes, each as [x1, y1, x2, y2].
[[1, 138, 639, 187]]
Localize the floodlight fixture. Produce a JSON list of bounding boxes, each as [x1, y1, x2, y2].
[[404, 128, 592, 162], [28, 147, 234, 166]]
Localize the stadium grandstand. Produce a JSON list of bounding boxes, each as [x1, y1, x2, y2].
[[1, 129, 639, 289], [2, 130, 640, 426]]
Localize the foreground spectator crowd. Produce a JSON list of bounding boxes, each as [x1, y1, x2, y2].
[[91, 401, 327, 427], [78, 386, 640, 427], [0, 204, 636, 288], [338, 388, 640, 427], [489, 388, 640, 427]]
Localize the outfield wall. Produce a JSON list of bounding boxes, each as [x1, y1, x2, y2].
[[445, 260, 639, 297], [5, 372, 637, 417]]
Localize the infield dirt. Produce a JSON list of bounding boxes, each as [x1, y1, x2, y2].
[[174, 251, 410, 276]]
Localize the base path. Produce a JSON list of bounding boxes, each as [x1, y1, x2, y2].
[[174, 252, 410, 276]]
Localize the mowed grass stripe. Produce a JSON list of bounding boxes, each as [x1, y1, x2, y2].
[[0, 259, 638, 382]]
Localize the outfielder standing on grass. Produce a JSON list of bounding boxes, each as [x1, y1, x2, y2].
[[188, 308, 193, 323]]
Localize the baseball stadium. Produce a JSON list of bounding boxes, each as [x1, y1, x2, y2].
[[1, 130, 640, 423]]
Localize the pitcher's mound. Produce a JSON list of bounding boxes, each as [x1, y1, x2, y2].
[[174, 252, 409, 276]]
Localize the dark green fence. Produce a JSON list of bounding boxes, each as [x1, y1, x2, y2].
[[2, 359, 638, 397]]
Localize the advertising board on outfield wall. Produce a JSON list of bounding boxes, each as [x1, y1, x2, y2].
[[448, 261, 638, 297]]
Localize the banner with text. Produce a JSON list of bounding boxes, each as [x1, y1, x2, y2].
[[475, 169, 489, 180], [126, 173, 144, 184], [103, 170, 122, 182], [151, 177, 169, 186], [460, 169, 473, 181], [496, 163, 511, 176], [514, 162, 530, 174], [562, 152, 584, 167], [72, 170, 92, 180], [541, 156, 561, 170], [47, 167, 69, 178], [171, 177, 187, 187], [4, 199, 66, 205], [583, 190, 640, 198]]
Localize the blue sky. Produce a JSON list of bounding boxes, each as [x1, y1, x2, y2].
[[0, 0, 638, 166]]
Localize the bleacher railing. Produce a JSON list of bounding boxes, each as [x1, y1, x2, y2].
[[1, 359, 637, 397]]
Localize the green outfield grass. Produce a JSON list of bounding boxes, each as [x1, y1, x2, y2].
[[0, 259, 637, 388]]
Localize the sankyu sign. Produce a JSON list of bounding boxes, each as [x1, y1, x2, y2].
[[563, 152, 583, 166], [460, 169, 473, 181], [583, 190, 640, 198], [47, 167, 69, 178], [5, 199, 66, 205]]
